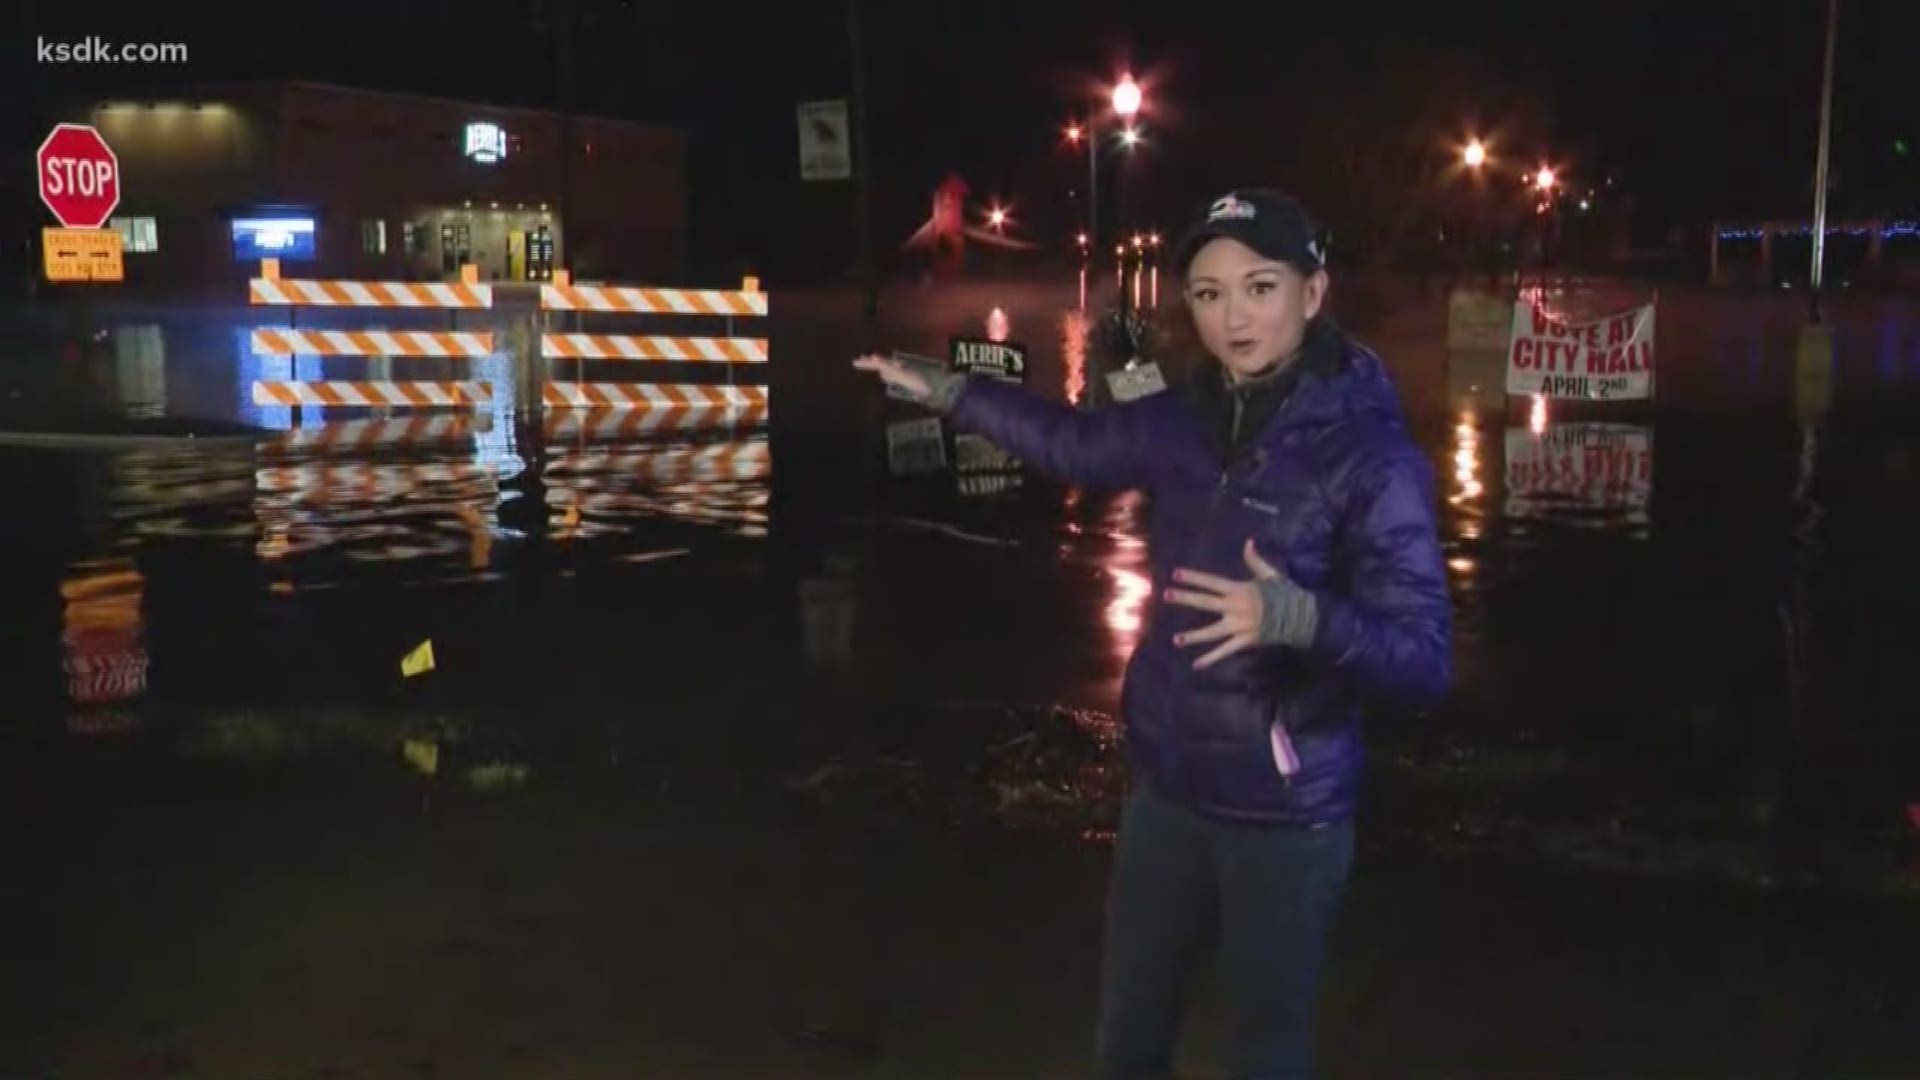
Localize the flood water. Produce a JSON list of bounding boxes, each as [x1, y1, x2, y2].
[[3, 277, 1919, 1076]]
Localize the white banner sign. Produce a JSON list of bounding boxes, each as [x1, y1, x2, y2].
[[1504, 422, 1654, 521], [797, 100, 852, 181], [1506, 301, 1655, 400], [1106, 361, 1168, 402]]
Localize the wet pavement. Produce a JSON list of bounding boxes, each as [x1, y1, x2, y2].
[[3, 278, 1920, 1076]]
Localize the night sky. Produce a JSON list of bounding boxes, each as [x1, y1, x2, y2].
[[8, 0, 1919, 276]]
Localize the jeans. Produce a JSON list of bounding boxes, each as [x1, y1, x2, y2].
[[1096, 784, 1355, 1080]]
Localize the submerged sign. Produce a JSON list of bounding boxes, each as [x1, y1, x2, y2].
[[886, 417, 946, 475], [1506, 301, 1655, 401], [1504, 422, 1654, 528]]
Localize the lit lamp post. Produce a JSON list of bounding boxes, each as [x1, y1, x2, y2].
[[1066, 73, 1145, 256], [1533, 165, 1559, 269], [1147, 232, 1161, 307], [1459, 138, 1488, 275]]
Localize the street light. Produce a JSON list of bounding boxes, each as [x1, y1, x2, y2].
[[1073, 73, 1150, 254], [1534, 165, 1557, 191], [988, 206, 1008, 229], [1463, 139, 1487, 168], [1112, 75, 1142, 120]]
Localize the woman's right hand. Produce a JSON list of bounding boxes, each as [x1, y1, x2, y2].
[[852, 353, 930, 401]]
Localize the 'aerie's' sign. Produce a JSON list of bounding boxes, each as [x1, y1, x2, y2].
[[949, 337, 1027, 383]]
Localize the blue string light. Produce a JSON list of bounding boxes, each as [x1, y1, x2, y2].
[[1717, 220, 1920, 242]]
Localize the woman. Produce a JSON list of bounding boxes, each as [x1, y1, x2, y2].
[[854, 189, 1451, 1079]]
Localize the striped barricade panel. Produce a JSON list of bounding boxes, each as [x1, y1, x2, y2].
[[539, 285, 766, 316], [540, 334, 768, 363], [251, 381, 493, 408], [541, 382, 768, 411], [249, 279, 493, 308], [251, 329, 495, 357]]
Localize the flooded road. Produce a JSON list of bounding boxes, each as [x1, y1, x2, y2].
[[4, 279, 1919, 1076]]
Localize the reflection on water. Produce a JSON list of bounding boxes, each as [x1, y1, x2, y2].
[[61, 557, 148, 734], [1055, 487, 1151, 703], [111, 325, 166, 419], [1060, 309, 1088, 406], [1504, 421, 1654, 536], [542, 410, 771, 541], [253, 453, 512, 569]]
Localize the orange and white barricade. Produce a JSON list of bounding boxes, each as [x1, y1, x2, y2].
[[249, 279, 492, 308], [250, 329, 495, 358], [250, 381, 491, 408], [539, 274, 769, 416], [248, 260, 496, 412]]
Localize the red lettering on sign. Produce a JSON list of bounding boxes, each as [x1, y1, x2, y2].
[[1512, 338, 1534, 370], [1583, 323, 1603, 350], [1608, 316, 1627, 346], [1530, 306, 1552, 336]]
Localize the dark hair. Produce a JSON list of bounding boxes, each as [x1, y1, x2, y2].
[[1149, 295, 1214, 383]]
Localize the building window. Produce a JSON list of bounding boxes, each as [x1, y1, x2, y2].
[[403, 221, 423, 255], [361, 219, 386, 255], [111, 216, 158, 253]]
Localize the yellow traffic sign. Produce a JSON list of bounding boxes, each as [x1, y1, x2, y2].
[[43, 227, 123, 283]]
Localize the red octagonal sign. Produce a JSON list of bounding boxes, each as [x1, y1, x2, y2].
[[38, 123, 121, 230]]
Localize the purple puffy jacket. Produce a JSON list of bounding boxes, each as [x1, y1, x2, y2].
[[946, 325, 1452, 825]]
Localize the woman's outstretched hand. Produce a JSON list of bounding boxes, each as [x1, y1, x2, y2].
[[1166, 540, 1292, 670], [853, 353, 931, 401]]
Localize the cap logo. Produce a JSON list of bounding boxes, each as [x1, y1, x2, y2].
[[1207, 194, 1256, 222]]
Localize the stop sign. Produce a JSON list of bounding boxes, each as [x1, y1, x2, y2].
[[38, 123, 121, 229]]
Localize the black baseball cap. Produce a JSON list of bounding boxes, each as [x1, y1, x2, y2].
[[1172, 188, 1328, 277]]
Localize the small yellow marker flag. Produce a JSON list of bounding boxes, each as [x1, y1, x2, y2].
[[401, 639, 436, 678]]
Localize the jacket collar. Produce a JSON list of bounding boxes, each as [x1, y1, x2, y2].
[[1179, 318, 1350, 458]]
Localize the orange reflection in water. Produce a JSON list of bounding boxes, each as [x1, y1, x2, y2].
[[1061, 310, 1089, 406], [1451, 411, 1484, 504], [61, 558, 149, 728], [1099, 492, 1151, 655], [1106, 565, 1152, 637]]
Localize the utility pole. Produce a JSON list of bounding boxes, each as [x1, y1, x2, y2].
[[1808, 0, 1839, 323], [847, 0, 876, 332]]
